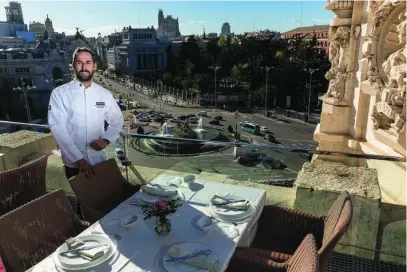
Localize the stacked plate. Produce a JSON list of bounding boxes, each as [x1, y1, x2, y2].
[[52, 234, 118, 271], [134, 184, 184, 205], [207, 193, 254, 223]]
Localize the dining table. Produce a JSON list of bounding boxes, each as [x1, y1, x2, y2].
[[27, 174, 266, 272]]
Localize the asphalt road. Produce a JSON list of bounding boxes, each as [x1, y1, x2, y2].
[[98, 73, 317, 182]]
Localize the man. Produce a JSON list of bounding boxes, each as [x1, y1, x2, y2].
[[48, 47, 124, 179]]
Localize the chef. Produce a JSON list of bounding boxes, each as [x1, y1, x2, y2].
[[48, 47, 124, 179]]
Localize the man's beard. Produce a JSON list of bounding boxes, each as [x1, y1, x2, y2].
[[75, 69, 94, 82]]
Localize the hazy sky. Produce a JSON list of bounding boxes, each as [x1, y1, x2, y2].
[[4, 1, 332, 37]]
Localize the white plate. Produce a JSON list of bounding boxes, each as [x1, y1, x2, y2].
[[136, 190, 185, 205], [208, 194, 254, 222], [163, 242, 219, 272], [52, 234, 117, 271]]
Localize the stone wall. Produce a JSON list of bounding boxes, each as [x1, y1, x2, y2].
[[0, 130, 57, 170]]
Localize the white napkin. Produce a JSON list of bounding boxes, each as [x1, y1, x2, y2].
[[121, 215, 138, 229], [141, 184, 178, 197], [211, 195, 250, 210], [167, 247, 219, 271], [196, 215, 213, 231], [65, 237, 106, 261]]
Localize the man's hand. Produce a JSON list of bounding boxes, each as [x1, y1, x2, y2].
[[75, 159, 94, 178], [89, 139, 110, 151]]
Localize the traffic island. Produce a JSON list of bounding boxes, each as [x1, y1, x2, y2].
[[294, 159, 381, 260]]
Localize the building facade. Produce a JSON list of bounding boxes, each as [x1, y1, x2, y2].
[[282, 24, 329, 54], [44, 14, 54, 37], [157, 9, 180, 38], [28, 21, 45, 41], [0, 36, 35, 49], [221, 22, 231, 37], [5, 1, 23, 24], [107, 26, 169, 75]]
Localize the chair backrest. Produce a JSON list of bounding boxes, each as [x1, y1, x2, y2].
[[68, 158, 126, 213], [0, 190, 84, 271], [288, 234, 319, 272], [320, 192, 353, 271], [0, 155, 48, 216]]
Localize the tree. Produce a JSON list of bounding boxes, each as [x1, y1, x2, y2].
[[227, 125, 234, 133], [137, 126, 144, 134]]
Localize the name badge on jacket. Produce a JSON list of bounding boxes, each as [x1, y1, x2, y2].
[[95, 102, 106, 108]]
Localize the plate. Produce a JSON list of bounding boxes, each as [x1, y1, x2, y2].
[[135, 190, 185, 205], [208, 194, 254, 223], [52, 234, 117, 271], [162, 242, 219, 272]]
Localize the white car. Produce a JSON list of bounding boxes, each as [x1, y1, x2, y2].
[[260, 126, 269, 133], [239, 121, 248, 126], [198, 111, 208, 116]]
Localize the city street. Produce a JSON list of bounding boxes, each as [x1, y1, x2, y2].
[[98, 72, 317, 182]]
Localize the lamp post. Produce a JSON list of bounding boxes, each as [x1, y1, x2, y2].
[[13, 79, 36, 124], [261, 66, 273, 117], [209, 66, 221, 109], [304, 68, 318, 123]]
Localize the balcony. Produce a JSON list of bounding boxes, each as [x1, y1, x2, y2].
[[0, 121, 405, 271]]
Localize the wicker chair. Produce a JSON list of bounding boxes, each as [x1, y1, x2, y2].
[[68, 158, 141, 223], [0, 189, 90, 272], [248, 192, 352, 272], [227, 234, 319, 272], [0, 154, 48, 216]]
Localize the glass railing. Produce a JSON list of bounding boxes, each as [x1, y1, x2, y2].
[[0, 120, 405, 270]]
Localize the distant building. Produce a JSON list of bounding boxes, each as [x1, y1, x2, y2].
[[0, 35, 35, 49], [206, 33, 218, 39], [221, 22, 231, 37], [5, 1, 24, 24], [107, 26, 170, 75], [157, 9, 180, 38], [281, 24, 329, 54], [29, 21, 45, 41], [44, 14, 54, 37]]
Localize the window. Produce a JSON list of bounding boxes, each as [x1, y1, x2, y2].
[[15, 67, 30, 73], [123, 34, 129, 39]]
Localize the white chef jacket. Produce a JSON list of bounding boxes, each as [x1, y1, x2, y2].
[[48, 79, 124, 168]]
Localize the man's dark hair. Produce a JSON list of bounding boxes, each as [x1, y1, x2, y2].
[[72, 47, 96, 63]]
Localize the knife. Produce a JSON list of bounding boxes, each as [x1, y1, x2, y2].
[[59, 244, 109, 255], [213, 199, 247, 206], [165, 249, 212, 263]]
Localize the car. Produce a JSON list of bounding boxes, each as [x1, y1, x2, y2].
[[209, 119, 220, 125], [169, 118, 181, 123], [154, 117, 165, 123], [237, 156, 255, 166], [264, 134, 276, 142], [139, 117, 150, 122], [178, 115, 187, 121], [245, 152, 267, 161], [186, 114, 196, 118], [213, 115, 223, 121], [114, 148, 125, 160], [261, 157, 287, 169], [260, 126, 269, 133], [188, 117, 198, 124], [198, 111, 208, 116], [239, 121, 248, 126]]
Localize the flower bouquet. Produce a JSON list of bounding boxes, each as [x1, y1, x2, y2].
[[142, 198, 182, 235]]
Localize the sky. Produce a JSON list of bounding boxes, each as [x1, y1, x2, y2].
[[0, 1, 332, 37]]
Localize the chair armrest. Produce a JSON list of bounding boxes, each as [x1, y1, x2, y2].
[[257, 205, 324, 248], [228, 249, 287, 272], [237, 247, 291, 262]]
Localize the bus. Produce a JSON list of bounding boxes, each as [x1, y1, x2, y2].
[[241, 123, 261, 135]]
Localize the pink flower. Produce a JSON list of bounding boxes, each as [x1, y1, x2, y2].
[[156, 200, 168, 207]]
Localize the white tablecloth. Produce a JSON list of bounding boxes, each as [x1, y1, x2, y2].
[[27, 175, 266, 272]]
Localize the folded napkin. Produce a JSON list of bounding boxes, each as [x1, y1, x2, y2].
[[141, 184, 178, 197], [65, 237, 105, 261], [211, 195, 250, 210], [167, 247, 219, 271], [121, 215, 138, 229]]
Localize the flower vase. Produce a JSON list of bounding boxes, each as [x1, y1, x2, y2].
[[155, 216, 171, 235]]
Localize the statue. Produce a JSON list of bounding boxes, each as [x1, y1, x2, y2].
[[372, 12, 406, 136]]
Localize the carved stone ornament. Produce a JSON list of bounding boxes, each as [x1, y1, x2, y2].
[[370, 1, 399, 41], [371, 9, 406, 137], [325, 0, 354, 18]]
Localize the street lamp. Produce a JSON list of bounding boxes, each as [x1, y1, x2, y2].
[[261, 66, 273, 117], [209, 66, 221, 109], [304, 68, 318, 123], [13, 79, 36, 124]]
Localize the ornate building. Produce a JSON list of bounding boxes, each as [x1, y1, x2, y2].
[[44, 14, 54, 37], [312, 0, 406, 205], [157, 9, 180, 38], [28, 21, 45, 41]]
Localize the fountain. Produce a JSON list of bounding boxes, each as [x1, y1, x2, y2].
[[135, 118, 229, 155]]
